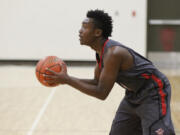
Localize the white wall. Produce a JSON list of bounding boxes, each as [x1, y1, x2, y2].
[[0, 0, 147, 61]]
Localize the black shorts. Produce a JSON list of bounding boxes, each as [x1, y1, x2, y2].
[[109, 83, 175, 135]]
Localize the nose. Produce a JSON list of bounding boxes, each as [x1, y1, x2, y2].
[[79, 28, 82, 34]]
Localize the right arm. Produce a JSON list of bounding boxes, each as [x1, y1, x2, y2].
[[45, 46, 123, 100]]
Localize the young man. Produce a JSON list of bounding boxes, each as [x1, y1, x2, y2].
[[45, 10, 175, 135]]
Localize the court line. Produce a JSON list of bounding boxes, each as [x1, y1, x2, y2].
[[26, 87, 57, 135]]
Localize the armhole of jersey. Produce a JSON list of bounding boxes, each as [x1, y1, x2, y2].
[[126, 49, 136, 68]]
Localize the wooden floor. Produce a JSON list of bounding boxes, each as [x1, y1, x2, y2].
[[168, 76, 180, 133], [0, 65, 179, 135]]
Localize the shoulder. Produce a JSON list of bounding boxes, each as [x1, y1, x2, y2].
[[103, 45, 134, 70], [102, 46, 125, 67], [105, 45, 131, 59]]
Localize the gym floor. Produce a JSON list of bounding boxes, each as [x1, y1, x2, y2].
[[0, 64, 179, 135]]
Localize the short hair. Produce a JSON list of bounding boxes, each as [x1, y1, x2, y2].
[[87, 9, 113, 39]]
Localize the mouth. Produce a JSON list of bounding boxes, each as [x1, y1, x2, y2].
[[79, 34, 82, 38], [79, 35, 83, 41]]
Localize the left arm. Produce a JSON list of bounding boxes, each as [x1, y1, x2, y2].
[[45, 47, 122, 100]]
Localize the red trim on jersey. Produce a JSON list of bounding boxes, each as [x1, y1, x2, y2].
[[99, 39, 109, 69], [141, 73, 167, 116], [141, 73, 151, 79]]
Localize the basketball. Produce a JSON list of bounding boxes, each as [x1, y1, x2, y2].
[[35, 56, 67, 87]]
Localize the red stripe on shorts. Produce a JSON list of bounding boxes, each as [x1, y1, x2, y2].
[[141, 73, 167, 116]]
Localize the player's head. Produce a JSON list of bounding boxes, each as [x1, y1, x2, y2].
[[87, 9, 113, 39], [79, 9, 113, 45]]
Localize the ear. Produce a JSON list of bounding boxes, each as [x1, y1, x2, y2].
[[95, 29, 102, 37]]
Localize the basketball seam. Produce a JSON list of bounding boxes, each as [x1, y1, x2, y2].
[[36, 63, 61, 74], [46, 63, 61, 72]]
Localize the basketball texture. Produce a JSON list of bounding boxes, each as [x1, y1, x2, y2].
[[35, 56, 67, 87]]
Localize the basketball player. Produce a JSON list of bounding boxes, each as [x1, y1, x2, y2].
[[45, 9, 175, 135]]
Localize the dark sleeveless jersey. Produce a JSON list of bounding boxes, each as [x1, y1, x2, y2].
[[98, 40, 175, 134], [96, 39, 169, 93]]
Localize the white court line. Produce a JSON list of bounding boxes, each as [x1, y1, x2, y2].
[[26, 87, 57, 135]]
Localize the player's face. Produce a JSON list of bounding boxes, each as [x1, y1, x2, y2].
[[79, 18, 97, 46]]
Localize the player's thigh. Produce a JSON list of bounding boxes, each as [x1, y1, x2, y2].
[[109, 114, 142, 135], [137, 85, 175, 135], [109, 99, 142, 135]]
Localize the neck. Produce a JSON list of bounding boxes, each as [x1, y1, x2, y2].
[[91, 38, 107, 54]]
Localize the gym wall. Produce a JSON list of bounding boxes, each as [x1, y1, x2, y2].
[[0, 0, 147, 61]]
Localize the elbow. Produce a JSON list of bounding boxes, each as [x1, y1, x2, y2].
[[97, 92, 108, 100], [95, 87, 110, 100], [98, 96, 107, 100]]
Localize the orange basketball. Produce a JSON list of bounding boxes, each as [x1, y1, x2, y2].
[[35, 56, 67, 87]]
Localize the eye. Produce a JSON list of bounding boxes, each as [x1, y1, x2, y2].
[[83, 23, 89, 28]]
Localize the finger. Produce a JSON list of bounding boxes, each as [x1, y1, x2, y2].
[[60, 63, 67, 72], [43, 74, 56, 78], [44, 79, 55, 83], [45, 68, 57, 74], [43, 76, 57, 82]]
